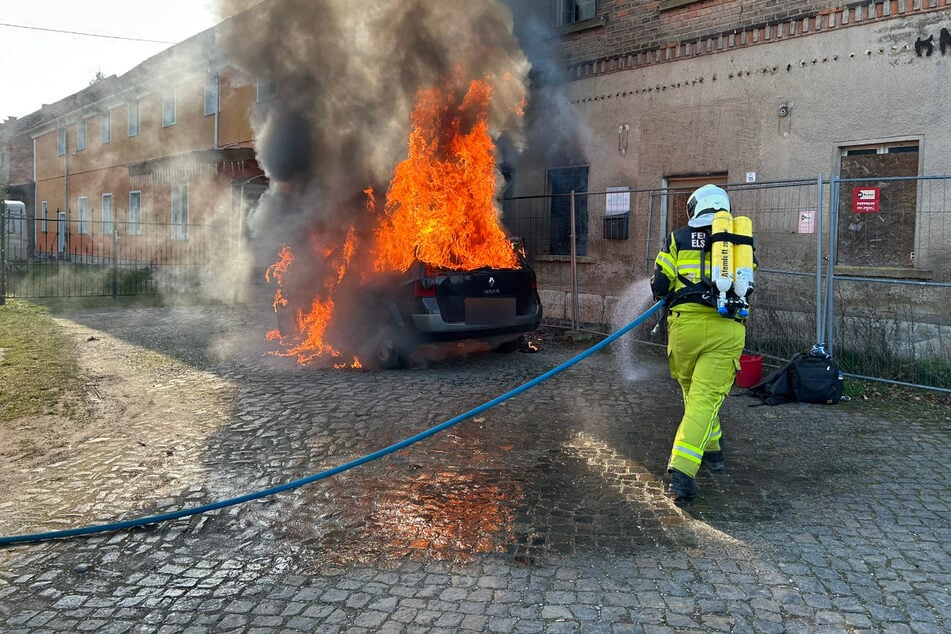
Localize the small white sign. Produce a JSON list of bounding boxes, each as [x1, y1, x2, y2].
[[605, 186, 631, 216], [745, 172, 757, 183], [798, 210, 815, 234]]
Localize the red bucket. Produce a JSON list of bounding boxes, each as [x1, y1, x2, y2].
[[736, 354, 763, 388]]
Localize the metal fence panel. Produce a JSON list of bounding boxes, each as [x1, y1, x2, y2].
[[504, 175, 951, 392], [2, 219, 210, 299], [3, 179, 949, 391]]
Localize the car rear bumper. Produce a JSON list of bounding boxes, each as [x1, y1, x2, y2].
[[410, 306, 542, 339]]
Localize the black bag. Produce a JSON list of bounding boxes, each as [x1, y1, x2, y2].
[[791, 354, 844, 404], [747, 352, 844, 405], [747, 355, 798, 405]]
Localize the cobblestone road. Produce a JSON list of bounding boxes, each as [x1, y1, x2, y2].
[[1, 303, 949, 632]]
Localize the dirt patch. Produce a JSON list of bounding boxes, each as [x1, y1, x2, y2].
[[0, 317, 237, 538]]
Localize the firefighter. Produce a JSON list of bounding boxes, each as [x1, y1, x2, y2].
[[650, 184, 752, 507]]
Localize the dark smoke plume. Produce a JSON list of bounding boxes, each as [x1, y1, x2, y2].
[[212, 0, 530, 361], [214, 0, 529, 257]]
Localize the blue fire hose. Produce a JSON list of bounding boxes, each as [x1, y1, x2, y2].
[[0, 300, 664, 546]]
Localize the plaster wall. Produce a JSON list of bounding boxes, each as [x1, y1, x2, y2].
[[514, 11, 951, 301]]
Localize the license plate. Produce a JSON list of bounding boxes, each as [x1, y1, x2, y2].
[[465, 297, 516, 325]]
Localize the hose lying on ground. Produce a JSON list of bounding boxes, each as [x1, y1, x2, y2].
[[0, 300, 665, 546]]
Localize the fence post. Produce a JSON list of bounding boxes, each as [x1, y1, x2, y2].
[[569, 191, 580, 331], [815, 172, 824, 344], [111, 221, 119, 298], [0, 201, 6, 305], [825, 176, 841, 355]]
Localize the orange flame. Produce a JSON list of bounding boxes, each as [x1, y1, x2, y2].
[[266, 229, 362, 366], [267, 74, 522, 366], [374, 77, 517, 273], [265, 245, 294, 313]]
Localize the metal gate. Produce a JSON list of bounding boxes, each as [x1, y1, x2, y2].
[[502, 175, 951, 392]]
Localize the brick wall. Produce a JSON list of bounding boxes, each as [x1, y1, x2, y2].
[[0, 117, 36, 188], [537, 0, 950, 78]]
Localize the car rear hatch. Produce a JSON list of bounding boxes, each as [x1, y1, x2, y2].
[[433, 267, 538, 325]]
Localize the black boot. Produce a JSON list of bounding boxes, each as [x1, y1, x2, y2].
[[702, 450, 724, 472], [666, 468, 697, 507]]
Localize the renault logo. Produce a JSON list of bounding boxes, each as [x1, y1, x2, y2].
[[488, 276, 496, 287]]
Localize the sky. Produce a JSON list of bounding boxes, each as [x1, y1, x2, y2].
[[0, 0, 221, 121]]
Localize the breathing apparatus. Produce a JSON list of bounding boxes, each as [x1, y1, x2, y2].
[[652, 185, 755, 333], [709, 209, 754, 318]]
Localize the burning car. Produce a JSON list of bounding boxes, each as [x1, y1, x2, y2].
[[272, 236, 542, 369], [264, 76, 540, 369]]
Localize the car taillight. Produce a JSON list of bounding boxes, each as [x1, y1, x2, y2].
[[414, 277, 436, 298]]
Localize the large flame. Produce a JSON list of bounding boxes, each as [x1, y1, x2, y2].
[[265, 227, 362, 367], [374, 77, 517, 273], [267, 75, 519, 365]]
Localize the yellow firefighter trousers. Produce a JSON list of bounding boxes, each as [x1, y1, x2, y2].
[[666, 308, 745, 478]]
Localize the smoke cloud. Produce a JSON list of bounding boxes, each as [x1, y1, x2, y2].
[[209, 0, 531, 362], [213, 0, 529, 262]]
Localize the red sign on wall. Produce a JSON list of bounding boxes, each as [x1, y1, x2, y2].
[[852, 187, 880, 213]]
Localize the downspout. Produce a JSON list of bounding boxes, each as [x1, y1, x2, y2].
[[213, 72, 220, 149], [33, 136, 37, 255], [63, 126, 69, 231]]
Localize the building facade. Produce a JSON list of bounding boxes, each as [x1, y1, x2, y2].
[[504, 0, 951, 323], [5, 2, 950, 307], [17, 25, 264, 268]]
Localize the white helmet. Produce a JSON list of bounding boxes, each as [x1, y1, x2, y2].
[[686, 184, 730, 227]]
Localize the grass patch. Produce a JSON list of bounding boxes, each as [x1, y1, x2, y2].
[[0, 300, 83, 423], [842, 376, 950, 424], [29, 292, 228, 313]]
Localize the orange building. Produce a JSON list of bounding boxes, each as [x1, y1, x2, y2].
[[27, 26, 265, 263]]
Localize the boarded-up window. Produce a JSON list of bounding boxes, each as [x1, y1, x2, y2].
[[837, 144, 918, 268], [548, 166, 588, 256]]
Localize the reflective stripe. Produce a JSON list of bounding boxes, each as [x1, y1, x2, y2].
[[677, 263, 701, 282], [655, 252, 675, 276], [671, 249, 705, 291], [700, 393, 726, 449], [673, 441, 704, 465]]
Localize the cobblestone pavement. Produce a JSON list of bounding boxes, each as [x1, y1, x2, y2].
[[1, 303, 949, 633]]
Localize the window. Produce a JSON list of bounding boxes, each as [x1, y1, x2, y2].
[[604, 186, 630, 240], [658, 0, 703, 10], [837, 142, 919, 269], [57, 128, 66, 155], [128, 100, 140, 137], [76, 118, 87, 150], [548, 166, 589, 256], [78, 196, 89, 235], [171, 183, 189, 240], [256, 75, 276, 102], [557, 0, 596, 26], [129, 191, 142, 235], [204, 73, 219, 116], [41, 201, 48, 232], [101, 111, 111, 143], [162, 91, 177, 127], [102, 193, 113, 236]]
